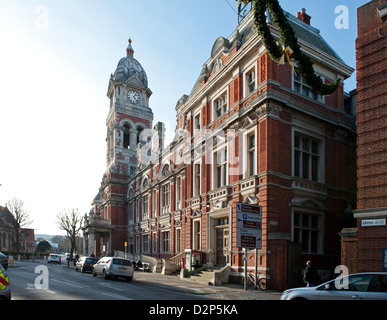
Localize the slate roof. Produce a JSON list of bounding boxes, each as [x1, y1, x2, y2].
[[113, 56, 148, 87], [186, 9, 344, 100], [0, 206, 15, 230]]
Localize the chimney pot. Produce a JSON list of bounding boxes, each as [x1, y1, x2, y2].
[[297, 8, 311, 25]]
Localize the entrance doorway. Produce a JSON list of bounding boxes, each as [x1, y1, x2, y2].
[[216, 227, 229, 266]]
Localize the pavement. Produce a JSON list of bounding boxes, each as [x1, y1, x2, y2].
[[9, 259, 282, 300], [133, 272, 282, 300]]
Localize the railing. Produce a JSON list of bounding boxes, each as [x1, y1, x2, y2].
[[87, 216, 111, 226], [166, 251, 185, 274], [161, 205, 170, 215]]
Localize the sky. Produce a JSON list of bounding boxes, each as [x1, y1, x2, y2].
[[0, 0, 366, 236]]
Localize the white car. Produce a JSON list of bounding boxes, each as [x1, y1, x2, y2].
[[47, 254, 61, 264], [92, 257, 134, 282], [281, 272, 387, 300]]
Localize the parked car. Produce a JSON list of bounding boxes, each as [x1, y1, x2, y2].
[[0, 263, 11, 300], [75, 256, 99, 273], [47, 253, 61, 264], [0, 252, 8, 270], [281, 272, 387, 300], [93, 257, 134, 282]]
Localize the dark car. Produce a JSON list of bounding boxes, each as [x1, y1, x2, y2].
[[75, 256, 99, 273], [0, 252, 8, 270]]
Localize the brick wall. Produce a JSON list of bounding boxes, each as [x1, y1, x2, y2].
[[340, 0, 387, 274], [356, 0, 387, 210]]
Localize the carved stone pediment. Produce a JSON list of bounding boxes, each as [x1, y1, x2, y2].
[[191, 210, 202, 218], [243, 195, 258, 204], [213, 200, 228, 209], [290, 197, 328, 211]]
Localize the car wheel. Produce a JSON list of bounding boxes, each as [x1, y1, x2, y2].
[[292, 297, 308, 301], [103, 269, 109, 280], [126, 276, 133, 282]]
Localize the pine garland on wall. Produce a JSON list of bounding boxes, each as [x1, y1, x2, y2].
[[238, 0, 341, 96]]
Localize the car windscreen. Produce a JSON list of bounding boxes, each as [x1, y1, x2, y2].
[[86, 258, 98, 263], [112, 258, 132, 266]]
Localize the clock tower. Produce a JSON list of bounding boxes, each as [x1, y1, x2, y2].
[[83, 39, 154, 257], [106, 38, 154, 176]]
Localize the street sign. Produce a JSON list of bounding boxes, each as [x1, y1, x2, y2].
[[236, 202, 262, 249]]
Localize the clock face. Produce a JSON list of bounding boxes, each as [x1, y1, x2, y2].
[[128, 90, 140, 104]]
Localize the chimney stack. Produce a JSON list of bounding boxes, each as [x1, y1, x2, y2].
[[297, 8, 311, 25]]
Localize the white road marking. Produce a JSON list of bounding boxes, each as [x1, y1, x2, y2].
[[99, 282, 124, 291], [101, 292, 133, 300], [51, 278, 84, 288]]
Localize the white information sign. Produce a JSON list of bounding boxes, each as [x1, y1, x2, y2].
[[236, 203, 262, 249], [361, 218, 386, 227]]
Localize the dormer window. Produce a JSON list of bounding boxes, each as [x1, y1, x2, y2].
[[214, 58, 223, 75], [293, 69, 324, 103]]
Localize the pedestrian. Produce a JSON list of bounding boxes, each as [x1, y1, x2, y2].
[[303, 260, 318, 287]]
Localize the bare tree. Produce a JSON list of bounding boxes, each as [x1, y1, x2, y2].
[[57, 208, 83, 259], [6, 197, 33, 255]]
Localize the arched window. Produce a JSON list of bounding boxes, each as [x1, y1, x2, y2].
[[137, 126, 144, 145], [123, 124, 131, 149], [142, 177, 149, 188], [162, 164, 170, 176]]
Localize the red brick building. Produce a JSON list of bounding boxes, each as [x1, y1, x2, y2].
[[84, 7, 356, 291], [341, 0, 387, 274]]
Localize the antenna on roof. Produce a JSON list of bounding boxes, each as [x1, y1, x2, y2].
[[224, 0, 237, 14]]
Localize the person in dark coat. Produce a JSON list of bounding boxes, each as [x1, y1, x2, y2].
[[303, 260, 318, 287]]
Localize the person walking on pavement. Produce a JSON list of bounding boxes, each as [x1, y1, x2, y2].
[[303, 260, 318, 287]]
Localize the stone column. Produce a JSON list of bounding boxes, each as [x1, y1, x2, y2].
[[83, 233, 88, 256], [130, 129, 138, 150], [88, 230, 95, 257], [108, 232, 112, 256]]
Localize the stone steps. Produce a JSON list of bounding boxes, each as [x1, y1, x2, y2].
[[184, 267, 224, 285]]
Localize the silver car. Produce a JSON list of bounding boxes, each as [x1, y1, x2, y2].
[[93, 257, 134, 282], [281, 272, 387, 300]]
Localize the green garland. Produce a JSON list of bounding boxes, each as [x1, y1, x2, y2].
[[238, 0, 340, 96]]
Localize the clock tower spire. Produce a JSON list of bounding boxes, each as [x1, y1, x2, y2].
[[126, 38, 134, 58]]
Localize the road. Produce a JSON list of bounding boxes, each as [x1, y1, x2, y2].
[[7, 261, 210, 300]]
